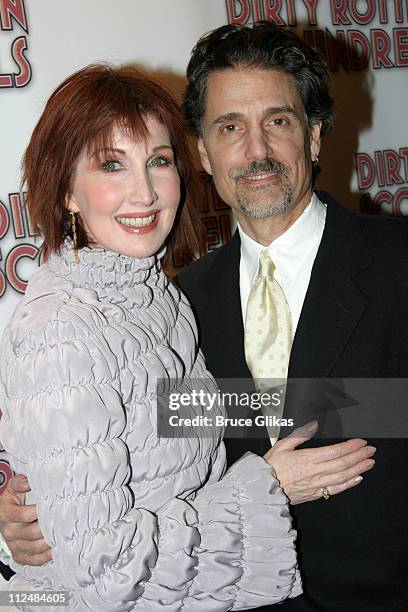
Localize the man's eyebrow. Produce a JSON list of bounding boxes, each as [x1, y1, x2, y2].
[[210, 106, 300, 128], [265, 105, 299, 117], [211, 112, 242, 127]]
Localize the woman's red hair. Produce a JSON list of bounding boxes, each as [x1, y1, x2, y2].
[[22, 64, 202, 263]]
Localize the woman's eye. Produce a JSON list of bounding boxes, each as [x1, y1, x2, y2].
[[148, 155, 174, 168], [100, 160, 121, 172]]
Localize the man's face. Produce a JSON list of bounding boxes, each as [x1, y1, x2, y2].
[[198, 67, 321, 229]]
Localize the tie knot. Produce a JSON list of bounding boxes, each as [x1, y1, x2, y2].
[[258, 250, 275, 278]]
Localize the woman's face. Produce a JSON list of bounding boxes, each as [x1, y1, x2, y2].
[[67, 116, 180, 258]]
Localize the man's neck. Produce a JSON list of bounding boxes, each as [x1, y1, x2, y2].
[[235, 192, 313, 246]]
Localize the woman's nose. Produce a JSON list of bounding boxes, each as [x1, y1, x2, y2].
[[128, 171, 157, 207]]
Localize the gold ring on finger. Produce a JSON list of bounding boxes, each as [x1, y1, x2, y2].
[[322, 487, 331, 500]]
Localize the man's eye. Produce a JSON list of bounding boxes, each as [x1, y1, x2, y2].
[[222, 124, 238, 132], [100, 160, 121, 172], [271, 117, 289, 126], [148, 155, 174, 168]]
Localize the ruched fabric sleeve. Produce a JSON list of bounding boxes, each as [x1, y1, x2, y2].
[[0, 316, 300, 611]]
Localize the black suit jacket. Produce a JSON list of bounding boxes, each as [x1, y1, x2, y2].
[[177, 193, 408, 612]]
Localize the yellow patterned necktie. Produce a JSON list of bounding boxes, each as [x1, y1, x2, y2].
[[244, 249, 293, 444]]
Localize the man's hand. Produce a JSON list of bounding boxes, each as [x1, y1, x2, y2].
[[264, 421, 376, 504], [0, 474, 52, 566]]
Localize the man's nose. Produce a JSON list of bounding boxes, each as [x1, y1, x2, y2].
[[128, 170, 157, 207], [244, 127, 271, 162]]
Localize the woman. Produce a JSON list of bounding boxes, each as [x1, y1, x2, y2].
[[0, 65, 300, 610]]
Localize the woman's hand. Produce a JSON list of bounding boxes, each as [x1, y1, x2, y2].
[[0, 475, 52, 566], [264, 421, 376, 504]]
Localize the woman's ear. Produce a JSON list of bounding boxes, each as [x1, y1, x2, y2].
[[66, 194, 80, 214]]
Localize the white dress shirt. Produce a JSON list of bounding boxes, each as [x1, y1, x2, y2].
[[239, 193, 327, 336]]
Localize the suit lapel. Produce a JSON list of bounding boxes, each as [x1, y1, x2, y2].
[[202, 233, 270, 457], [289, 194, 372, 377], [201, 232, 252, 380]]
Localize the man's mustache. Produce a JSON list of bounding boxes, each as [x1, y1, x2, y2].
[[231, 159, 289, 179]]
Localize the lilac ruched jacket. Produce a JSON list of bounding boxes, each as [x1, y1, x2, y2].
[[0, 243, 301, 611]]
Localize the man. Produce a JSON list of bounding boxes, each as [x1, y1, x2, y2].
[[176, 22, 408, 612], [0, 21, 406, 612]]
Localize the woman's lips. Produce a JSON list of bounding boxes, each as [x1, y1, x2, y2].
[[114, 211, 160, 234]]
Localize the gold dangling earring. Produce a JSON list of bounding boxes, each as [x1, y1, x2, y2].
[[70, 211, 80, 263]]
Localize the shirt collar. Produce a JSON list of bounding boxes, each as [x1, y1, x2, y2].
[[238, 193, 326, 290]]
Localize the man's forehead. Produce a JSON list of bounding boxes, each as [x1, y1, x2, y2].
[[206, 65, 295, 85], [203, 67, 304, 123]]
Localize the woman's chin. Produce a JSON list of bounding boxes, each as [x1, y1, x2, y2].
[[119, 244, 162, 259], [93, 235, 164, 259]]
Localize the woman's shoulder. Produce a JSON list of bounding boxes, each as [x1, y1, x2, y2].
[[3, 263, 104, 357]]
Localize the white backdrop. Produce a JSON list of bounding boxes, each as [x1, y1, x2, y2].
[[0, 0, 407, 490]]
